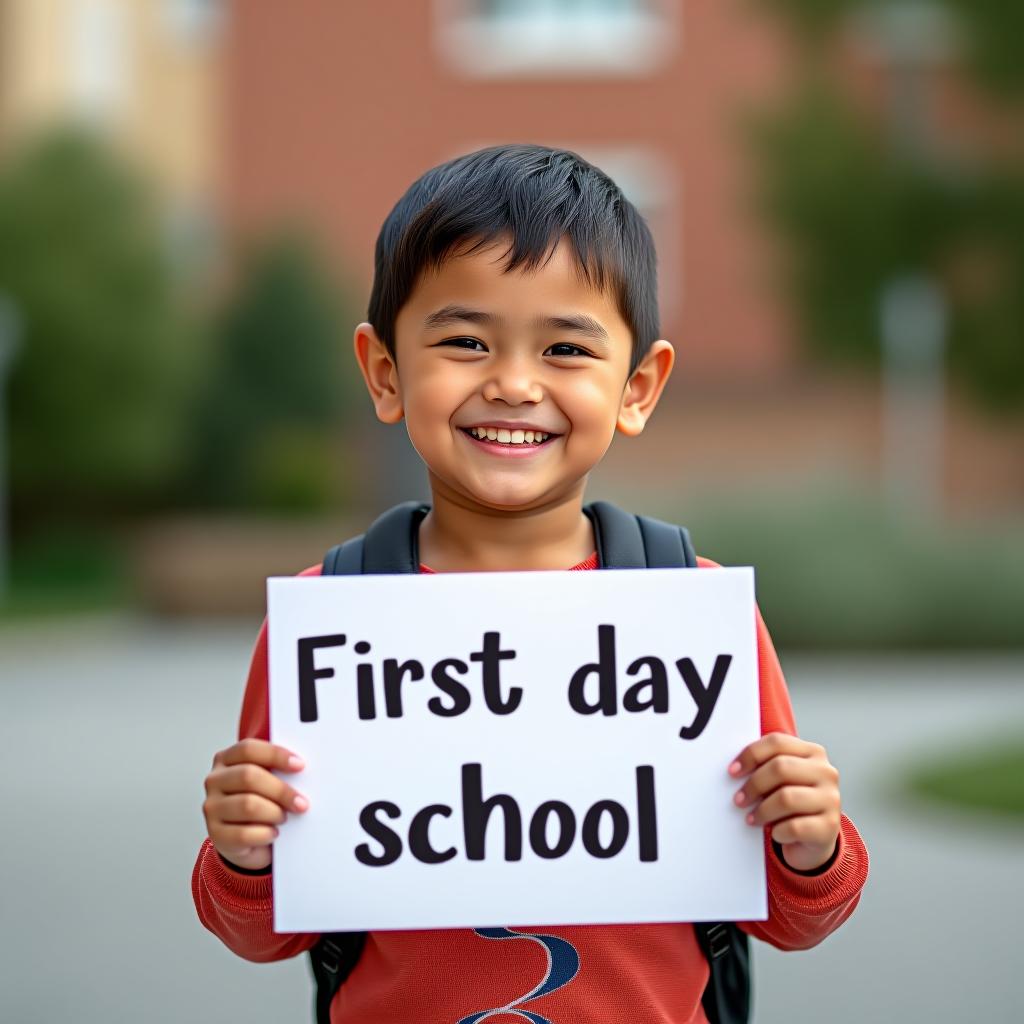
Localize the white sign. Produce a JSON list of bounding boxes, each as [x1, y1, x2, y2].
[[268, 568, 766, 933]]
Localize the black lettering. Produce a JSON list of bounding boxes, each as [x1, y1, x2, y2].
[[354, 801, 402, 866], [581, 800, 629, 858], [676, 654, 732, 740], [462, 763, 522, 861], [408, 804, 456, 864], [623, 656, 669, 713], [428, 658, 471, 717], [297, 634, 347, 723], [636, 765, 659, 862], [568, 624, 618, 716], [356, 662, 376, 720], [529, 801, 576, 859], [470, 632, 521, 715], [383, 658, 424, 718]]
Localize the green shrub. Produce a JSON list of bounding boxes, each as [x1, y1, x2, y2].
[[0, 128, 196, 520], [668, 489, 1024, 649], [907, 734, 1024, 820], [188, 231, 357, 513]]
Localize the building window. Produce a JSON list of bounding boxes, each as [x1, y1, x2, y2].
[[435, 0, 678, 78], [163, 0, 224, 47], [70, 0, 131, 123]]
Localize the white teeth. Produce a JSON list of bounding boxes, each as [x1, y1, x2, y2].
[[468, 427, 552, 444]]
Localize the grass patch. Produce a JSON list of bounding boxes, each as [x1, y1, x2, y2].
[[0, 530, 130, 619], [907, 735, 1024, 821]]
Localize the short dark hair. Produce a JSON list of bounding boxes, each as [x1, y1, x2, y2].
[[368, 144, 659, 374]]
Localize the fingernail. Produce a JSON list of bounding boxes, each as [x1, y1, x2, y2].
[[728, 761, 742, 776], [746, 813, 755, 825], [287, 755, 305, 770], [293, 795, 309, 812], [734, 791, 747, 807]]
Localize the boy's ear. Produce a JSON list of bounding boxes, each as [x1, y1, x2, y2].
[[354, 322, 404, 424], [617, 339, 675, 436]]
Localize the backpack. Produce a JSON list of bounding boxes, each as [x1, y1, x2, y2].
[[309, 500, 750, 1024]]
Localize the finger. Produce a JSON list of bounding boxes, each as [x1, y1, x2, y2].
[[735, 755, 837, 806], [214, 739, 305, 773], [210, 764, 309, 813], [215, 793, 289, 826], [744, 786, 826, 827], [769, 813, 839, 847], [212, 823, 279, 849], [729, 733, 824, 778]]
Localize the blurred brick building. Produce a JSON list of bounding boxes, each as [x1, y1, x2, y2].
[[221, 0, 1021, 517], [0, 0, 224, 267], [223, 0, 790, 382], [0, 1, 1016, 517]]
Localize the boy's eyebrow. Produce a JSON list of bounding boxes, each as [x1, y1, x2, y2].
[[422, 305, 501, 330], [533, 314, 610, 343], [422, 305, 610, 344]]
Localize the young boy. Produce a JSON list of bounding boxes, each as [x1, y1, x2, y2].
[[193, 144, 868, 1022]]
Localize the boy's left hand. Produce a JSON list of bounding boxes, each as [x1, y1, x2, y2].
[[730, 732, 842, 873]]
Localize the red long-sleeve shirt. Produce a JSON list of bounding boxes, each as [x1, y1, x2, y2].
[[193, 557, 868, 1023]]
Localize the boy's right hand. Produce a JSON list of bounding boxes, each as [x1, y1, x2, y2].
[[203, 739, 309, 872]]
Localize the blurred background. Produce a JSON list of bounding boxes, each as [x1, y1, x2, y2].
[[0, 1, 1020, 1021]]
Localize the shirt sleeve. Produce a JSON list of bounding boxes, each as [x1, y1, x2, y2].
[[738, 588, 869, 950], [191, 567, 323, 962]]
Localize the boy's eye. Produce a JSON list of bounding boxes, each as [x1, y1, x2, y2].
[[437, 336, 487, 352], [546, 343, 591, 358]]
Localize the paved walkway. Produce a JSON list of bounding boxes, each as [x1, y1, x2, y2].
[[752, 654, 1024, 1023], [1, 618, 1021, 1023]]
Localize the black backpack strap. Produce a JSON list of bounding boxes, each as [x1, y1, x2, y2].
[[584, 500, 646, 568], [694, 922, 751, 1024], [587, 501, 746, 1022], [322, 535, 364, 576], [312, 503, 429, 1023], [362, 501, 430, 574], [311, 530, 370, 1023], [585, 501, 696, 570], [321, 502, 430, 577], [310, 932, 367, 1024], [636, 514, 697, 569]]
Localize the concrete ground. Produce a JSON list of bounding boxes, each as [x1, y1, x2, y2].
[[1, 617, 1021, 1023]]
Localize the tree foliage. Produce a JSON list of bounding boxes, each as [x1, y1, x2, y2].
[[757, 0, 1024, 97], [753, 2, 1024, 409], [0, 129, 195, 520], [189, 232, 356, 512]]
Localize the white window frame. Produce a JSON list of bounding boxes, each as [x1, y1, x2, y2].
[[69, 0, 132, 123], [435, 0, 680, 78], [162, 0, 224, 47]]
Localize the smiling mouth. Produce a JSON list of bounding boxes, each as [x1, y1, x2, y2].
[[460, 426, 557, 447]]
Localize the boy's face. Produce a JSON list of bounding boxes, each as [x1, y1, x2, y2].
[[359, 239, 668, 515]]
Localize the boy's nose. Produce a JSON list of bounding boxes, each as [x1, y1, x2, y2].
[[481, 363, 543, 405]]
